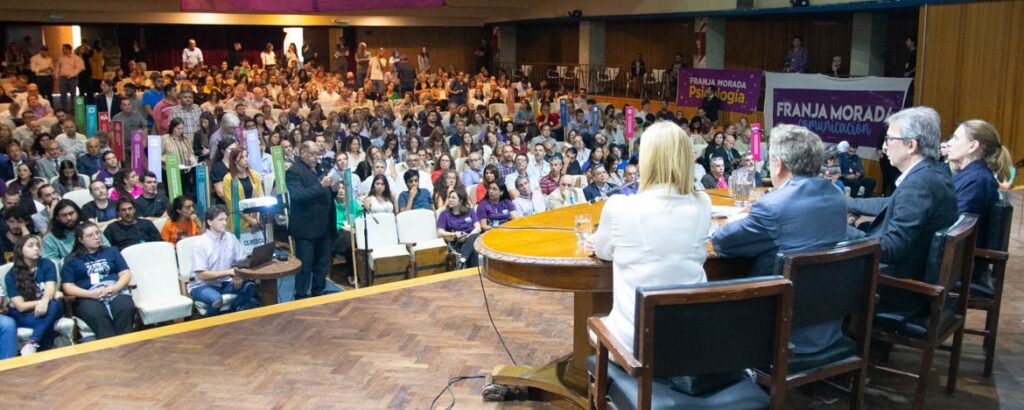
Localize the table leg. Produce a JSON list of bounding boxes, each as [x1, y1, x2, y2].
[[489, 291, 612, 408], [258, 278, 279, 306]]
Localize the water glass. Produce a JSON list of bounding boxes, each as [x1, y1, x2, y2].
[[575, 214, 594, 247], [731, 169, 754, 207]]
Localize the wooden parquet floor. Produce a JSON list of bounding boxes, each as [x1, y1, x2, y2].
[[5, 206, 1024, 408]]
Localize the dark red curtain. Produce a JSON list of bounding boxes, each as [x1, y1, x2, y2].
[[129, 25, 285, 70]]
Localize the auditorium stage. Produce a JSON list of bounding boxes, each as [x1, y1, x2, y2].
[[1, 261, 1023, 408]]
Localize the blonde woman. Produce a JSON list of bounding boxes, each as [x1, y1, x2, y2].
[[586, 121, 711, 355], [944, 119, 1012, 238], [222, 149, 265, 233]]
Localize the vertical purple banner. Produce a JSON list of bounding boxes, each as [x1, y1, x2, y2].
[[131, 131, 145, 175], [771, 89, 905, 146], [676, 68, 763, 113]]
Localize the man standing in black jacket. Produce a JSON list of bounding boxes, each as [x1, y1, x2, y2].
[[396, 56, 416, 95], [286, 142, 337, 298]]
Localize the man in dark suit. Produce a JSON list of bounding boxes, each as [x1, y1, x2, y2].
[[582, 165, 618, 202], [395, 56, 416, 95], [847, 107, 958, 315], [286, 141, 338, 299], [713, 124, 849, 354], [95, 79, 121, 120]]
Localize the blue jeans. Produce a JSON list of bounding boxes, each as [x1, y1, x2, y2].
[[189, 281, 256, 317], [294, 235, 332, 298], [0, 314, 17, 359], [7, 299, 64, 349]]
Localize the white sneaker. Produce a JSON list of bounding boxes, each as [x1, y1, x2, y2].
[[20, 342, 38, 356]]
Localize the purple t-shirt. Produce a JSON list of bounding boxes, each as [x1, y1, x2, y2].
[[476, 199, 516, 226], [436, 210, 478, 234]]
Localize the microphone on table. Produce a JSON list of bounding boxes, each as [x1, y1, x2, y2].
[[588, 181, 638, 204]]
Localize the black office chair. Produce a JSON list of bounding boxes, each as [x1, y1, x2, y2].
[[871, 214, 978, 410], [588, 276, 793, 410], [755, 239, 880, 409]]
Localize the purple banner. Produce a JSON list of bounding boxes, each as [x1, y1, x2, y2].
[[771, 89, 905, 147], [131, 131, 145, 175], [181, 0, 444, 12], [676, 68, 763, 114]]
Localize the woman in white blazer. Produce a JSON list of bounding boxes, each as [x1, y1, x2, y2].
[[587, 121, 712, 356]]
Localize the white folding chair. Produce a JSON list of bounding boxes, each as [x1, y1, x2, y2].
[[396, 209, 449, 277], [175, 237, 234, 316], [354, 214, 410, 285], [122, 242, 193, 325], [62, 190, 93, 208], [466, 184, 478, 205], [488, 103, 509, 119], [455, 157, 468, 173], [0, 262, 76, 348]]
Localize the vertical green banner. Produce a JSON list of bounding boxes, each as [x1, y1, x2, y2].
[[165, 154, 182, 201], [74, 96, 86, 132], [270, 145, 287, 193]]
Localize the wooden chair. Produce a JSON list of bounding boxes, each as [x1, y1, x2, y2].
[[955, 200, 1012, 376], [871, 214, 978, 410], [588, 276, 793, 410], [755, 239, 880, 409]]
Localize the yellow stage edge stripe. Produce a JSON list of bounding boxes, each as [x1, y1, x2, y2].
[[0, 268, 480, 372]]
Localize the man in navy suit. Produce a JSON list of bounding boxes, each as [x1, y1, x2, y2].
[[712, 124, 849, 354], [847, 107, 958, 316], [286, 141, 338, 299], [583, 165, 619, 202]]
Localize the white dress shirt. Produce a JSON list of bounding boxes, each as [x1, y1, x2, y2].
[[590, 185, 712, 355]]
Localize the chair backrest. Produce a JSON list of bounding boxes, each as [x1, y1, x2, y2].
[[0, 263, 10, 295], [396, 209, 439, 244], [262, 172, 276, 196], [394, 161, 409, 177], [175, 236, 201, 282], [775, 239, 880, 331], [926, 214, 979, 290], [454, 157, 468, 173], [982, 200, 1013, 252], [635, 276, 792, 378], [122, 242, 180, 304], [354, 213, 400, 250], [63, 190, 94, 208]]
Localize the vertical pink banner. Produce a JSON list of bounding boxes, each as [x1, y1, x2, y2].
[[131, 130, 145, 174], [110, 121, 125, 162], [751, 123, 762, 162], [625, 106, 635, 140]]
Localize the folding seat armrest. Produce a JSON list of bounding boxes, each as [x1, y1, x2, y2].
[[974, 248, 1008, 262]]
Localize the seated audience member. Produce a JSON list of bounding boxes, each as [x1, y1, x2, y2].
[[712, 124, 849, 354], [432, 169, 463, 211], [333, 183, 361, 282], [847, 107, 957, 316], [222, 149, 264, 234], [945, 119, 1009, 244], [357, 160, 399, 198], [135, 171, 169, 219], [7, 163, 38, 199], [700, 157, 729, 190], [460, 152, 484, 187], [81, 180, 117, 226], [327, 152, 362, 194], [477, 181, 519, 231], [52, 160, 86, 197], [60, 221, 137, 339], [837, 141, 876, 198], [739, 154, 763, 187], [42, 200, 111, 261], [103, 198, 162, 251], [583, 165, 619, 202], [586, 121, 711, 356], [76, 138, 103, 178], [436, 189, 481, 269], [161, 196, 202, 245], [188, 206, 258, 317], [539, 157, 563, 196], [0, 300, 15, 359], [620, 164, 639, 195], [475, 165, 502, 204], [545, 175, 584, 209], [0, 207, 32, 262], [4, 236, 63, 355], [109, 169, 143, 200], [34, 140, 63, 180], [30, 184, 59, 235], [503, 153, 538, 195], [511, 176, 545, 216], [397, 169, 432, 212], [93, 151, 120, 189], [363, 174, 397, 215]]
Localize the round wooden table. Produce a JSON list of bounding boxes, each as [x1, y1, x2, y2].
[[475, 188, 757, 408], [235, 258, 302, 306]]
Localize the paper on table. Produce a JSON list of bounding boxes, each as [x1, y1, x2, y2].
[[711, 206, 744, 219]]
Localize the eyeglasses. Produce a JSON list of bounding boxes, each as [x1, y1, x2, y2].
[[884, 135, 914, 144]]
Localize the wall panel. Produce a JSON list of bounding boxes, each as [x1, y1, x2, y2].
[[724, 14, 852, 73], [604, 19, 694, 71], [515, 23, 579, 64]]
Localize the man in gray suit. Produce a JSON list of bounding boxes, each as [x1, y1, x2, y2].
[[847, 106, 958, 315], [712, 124, 849, 354]]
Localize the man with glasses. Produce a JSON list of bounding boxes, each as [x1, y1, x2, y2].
[[461, 152, 484, 187], [545, 175, 584, 210], [620, 164, 639, 195], [847, 107, 957, 317], [286, 141, 337, 299], [103, 198, 162, 251]]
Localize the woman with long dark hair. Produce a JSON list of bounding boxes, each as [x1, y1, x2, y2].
[[53, 160, 86, 196], [362, 174, 396, 215], [222, 149, 264, 234], [4, 236, 63, 355], [476, 180, 520, 231], [161, 196, 202, 245], [194, 111, 217, 162], [436, 188, 481, 269], [109, 168, 142, 200], [60, 222, 136, 339]]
